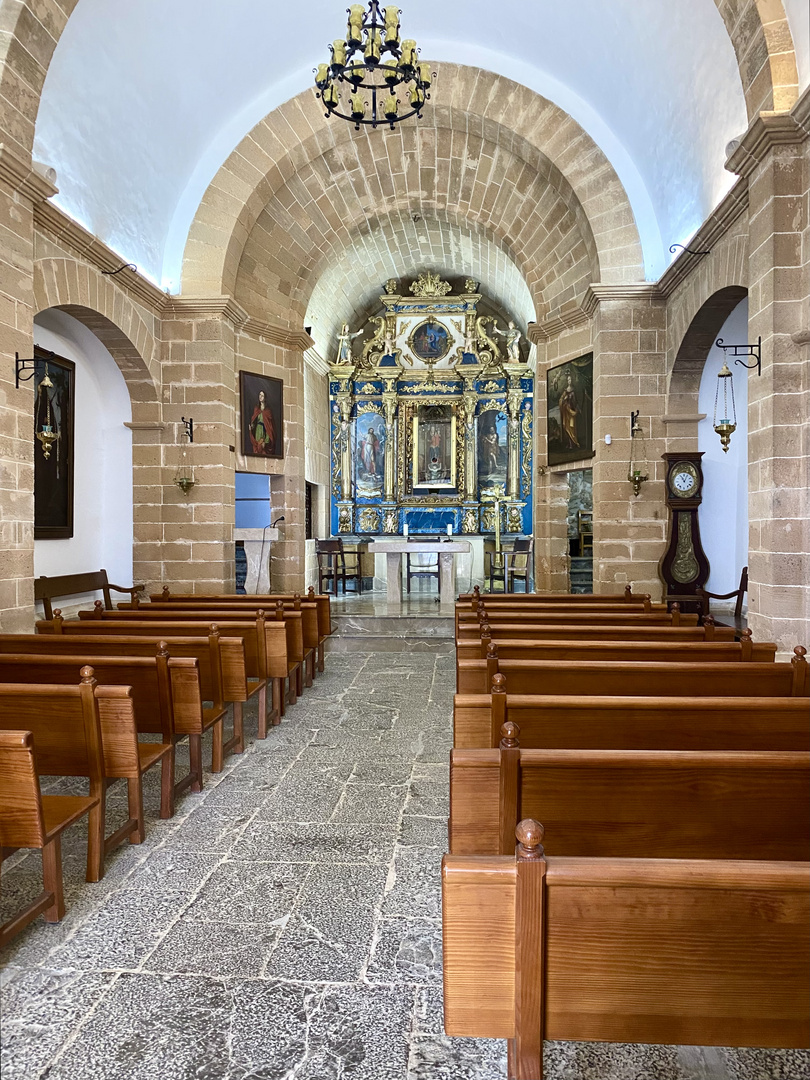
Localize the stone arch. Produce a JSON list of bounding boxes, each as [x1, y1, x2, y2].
[[714, 0, 799, 116], [182, 67, 643, 301], [0, 0, 80, 159], [33, 258, 160, 409]]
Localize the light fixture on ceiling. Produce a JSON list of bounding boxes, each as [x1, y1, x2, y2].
[[712, 336, 761, 453], [315, 3, 435, 131]]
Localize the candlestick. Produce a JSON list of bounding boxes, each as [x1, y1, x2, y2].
[[403, 523, 409, 537], [446, 523, 452, 537]]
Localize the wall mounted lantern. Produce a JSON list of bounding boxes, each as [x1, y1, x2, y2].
[[713, 336, 760, 453], [173, 417, 195, 496], [16, 349, 60, 457], [627, 411, 649, 497]]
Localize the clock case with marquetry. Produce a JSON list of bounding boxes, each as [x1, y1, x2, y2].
[[658, 451, 711, 613]]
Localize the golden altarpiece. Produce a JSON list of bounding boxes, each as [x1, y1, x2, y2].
[[329, 273, 534, 541]]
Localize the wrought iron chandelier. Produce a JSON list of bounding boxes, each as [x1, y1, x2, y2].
[[315, 3, 434, 131]]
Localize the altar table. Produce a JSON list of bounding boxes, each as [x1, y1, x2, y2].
[[372, 540, 472, 605]]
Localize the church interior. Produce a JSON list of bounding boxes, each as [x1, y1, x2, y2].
[[0, 1, 809, 1077]]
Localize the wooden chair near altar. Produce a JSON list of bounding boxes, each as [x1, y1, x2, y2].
[[316, 539, 362, 595], [407, 536, 441, 594], [488, 538, 533, 593]]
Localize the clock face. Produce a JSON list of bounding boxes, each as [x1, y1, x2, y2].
[[670, 462, 699, 498]]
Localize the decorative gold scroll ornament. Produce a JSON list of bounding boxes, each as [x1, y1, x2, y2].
[[409, 271, 452, 298]]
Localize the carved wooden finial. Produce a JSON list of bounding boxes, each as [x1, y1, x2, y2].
[[132, 592, 141, 608], [294, 593, 301, 609], [53, 608, 62, 620], [157, 640, 170, 658], [162, 585, 170, 600], [794, 645, 807, 661], [704, 614, 716, 626], [308, 586, 316, 599], [80, 665, 96, 684], [671, 602, 680, 612], [94, 599, 104, 615], [516, 819, 545, 860], [492, 672, 507, 695], [474, 585, 480, 598], [500, 721, 520, 749], [486, 641, 498, 659], [275, 601, 284, 621], [210, 624, 220, 638], [624, 585, 632, 599], [741, 628, 753, 642], [480, 622, 492, 640]]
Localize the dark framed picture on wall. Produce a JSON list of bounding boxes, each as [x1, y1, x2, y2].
[[34, 347, 75, 539], [240, 370, 284, 459], [546, 352, 595, 467]]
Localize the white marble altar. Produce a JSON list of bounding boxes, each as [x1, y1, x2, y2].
[[235, 527, 279, 593], [370, 539, 472, 606], [369, 535, 485, 595]]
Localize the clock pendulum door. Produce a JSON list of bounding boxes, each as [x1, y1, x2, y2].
[[658, 451, 710, 614]]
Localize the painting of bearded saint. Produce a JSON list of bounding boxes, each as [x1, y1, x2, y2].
[[546, 353, 594, 466], [356, 413, 386, 497]]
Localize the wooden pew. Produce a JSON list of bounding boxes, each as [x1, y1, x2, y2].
[[457, 604, 699, 630], [463, 621, 735, 644], [457, 632, 775, 666], [458, 584, 650, 606], [8, 627, 255, 764], [37, 612, 282, 736], [133, 598, 319, 688], [34, 569, 144, 620], [453, 694, 810, 752], [442, 823, 809, 1079], [147, 586, 332, 670], [455, 651, 809, 696], [0, 654, 175, 833], [0, 670, 135, 881], [74, 602, 304, 710], [449, 742, 810, 856], [0, 731, 99, 946]]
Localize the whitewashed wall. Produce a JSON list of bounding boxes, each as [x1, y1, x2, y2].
[[697, 297, 749, 596], [33, 309, 134, 598]]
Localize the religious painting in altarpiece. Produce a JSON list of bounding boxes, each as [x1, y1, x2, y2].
[[413, 403, 456, 489]]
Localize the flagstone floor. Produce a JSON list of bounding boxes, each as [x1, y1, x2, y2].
[[1, 649, 808, 1079]]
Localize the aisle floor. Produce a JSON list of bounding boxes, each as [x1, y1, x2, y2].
[[1, 652, 808, 1079]]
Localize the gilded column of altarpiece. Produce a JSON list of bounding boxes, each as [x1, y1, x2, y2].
[[329, 274, 533, 538]]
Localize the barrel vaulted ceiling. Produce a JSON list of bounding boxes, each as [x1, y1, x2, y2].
[[30, 0, 808, 301]]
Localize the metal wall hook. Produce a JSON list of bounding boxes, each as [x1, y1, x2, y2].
[[181, 417, 194, 443], [15, 349, 55, 388], [715, 336, 762, 376], [101, 263, 137, 276], [669, 243, 711, 257]]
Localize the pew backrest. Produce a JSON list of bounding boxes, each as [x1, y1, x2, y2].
[[442, 853, 810, 1048], [151, 588, 333, 638], [449, 747, 810, 859], [459, 623, 736, 643], [455, 657, 809, 696], [452, 693, 810, 751], [455, 638, 776, 665]]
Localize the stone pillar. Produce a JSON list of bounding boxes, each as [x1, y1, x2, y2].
[[727, 103, 810, 653], [236, 317, 311, 593], [160, 298, 244, 593], [586, 286, 668, 599], [0, 147, 57, 630]]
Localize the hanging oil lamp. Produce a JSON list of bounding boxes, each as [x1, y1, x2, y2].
[[713, 361, 737, 453], [35, 368, 58, 460], [627, 412, 649, 497]]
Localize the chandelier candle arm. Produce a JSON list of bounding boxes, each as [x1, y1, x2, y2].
[[315, 1, 435, 130]]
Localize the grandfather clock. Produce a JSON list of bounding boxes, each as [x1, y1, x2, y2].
[[658, 452, 710, 612]]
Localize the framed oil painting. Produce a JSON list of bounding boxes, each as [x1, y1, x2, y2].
[[355, 411, 386, 498], [240, 371, 283, 459], [477, 407, 508, 489], [413, 403, 456, 489], [547, 352, 594, 466], [408, 319, 451, 363], [34, 348, 75, 540]]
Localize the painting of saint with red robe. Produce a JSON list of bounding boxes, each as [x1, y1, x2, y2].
[[240, 371, 283, 459]]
